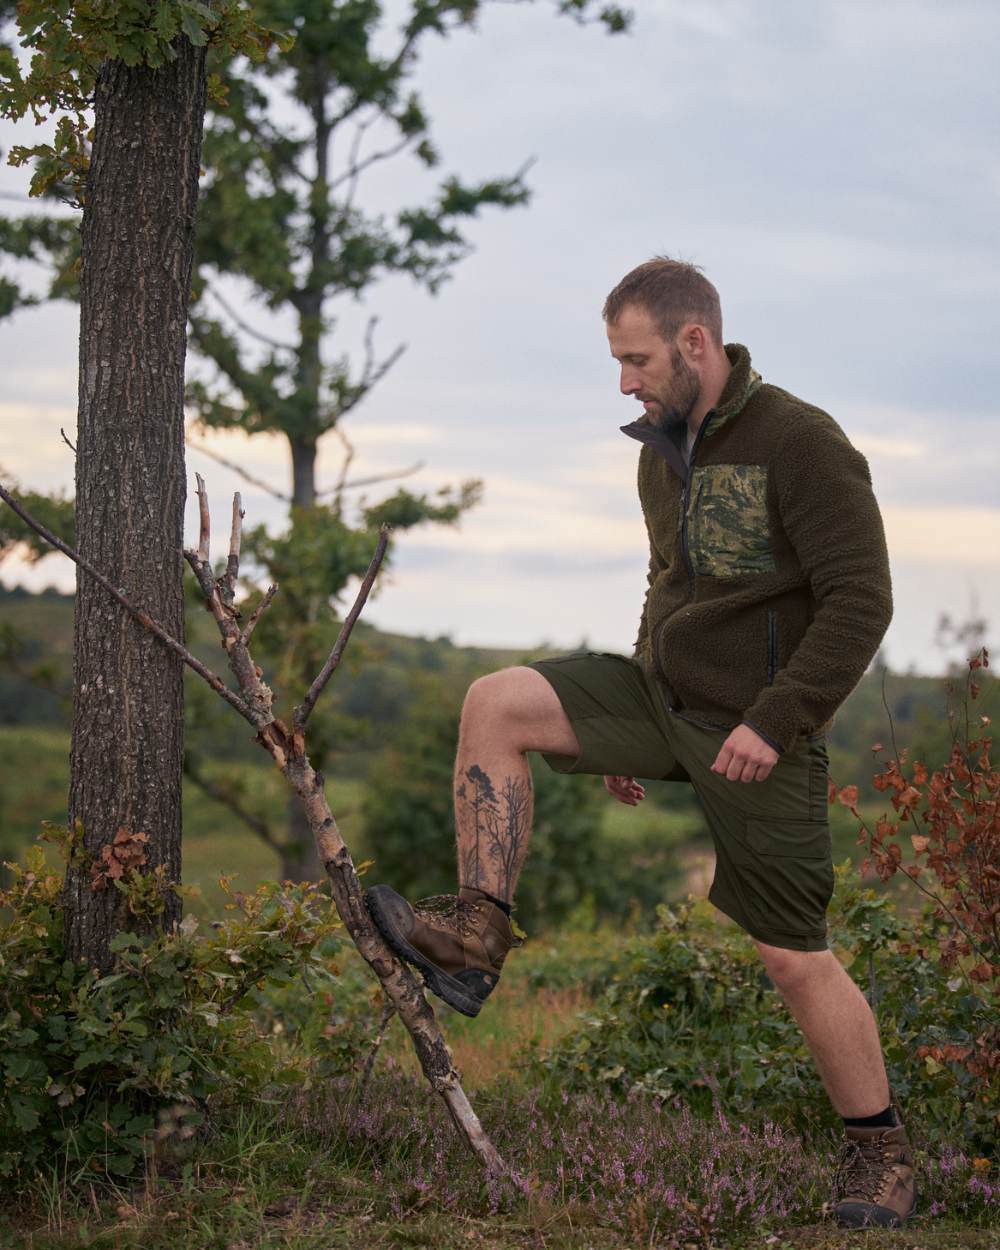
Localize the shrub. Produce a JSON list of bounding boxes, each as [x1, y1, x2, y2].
[[528, 867, 999, 1150], [0, 839, 347, 1185]]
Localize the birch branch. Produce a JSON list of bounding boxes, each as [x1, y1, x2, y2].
[[0, 477, 512, 1180]]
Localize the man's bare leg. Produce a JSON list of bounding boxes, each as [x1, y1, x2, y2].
[[755, 941, 890, 1116], [453, 666, 580, 903]]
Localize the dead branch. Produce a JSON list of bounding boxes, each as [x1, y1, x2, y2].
[[183, 754, 283, 856], [0, 476, 512, 1179], [293, 525, 389, 730], [187, 438, 290, 503], [0, 480, 256, 725], [60, 427, 77, 454], [206, 281, 297, 354], [357, 998, 397, 1097], [240, 583, 278, 645]]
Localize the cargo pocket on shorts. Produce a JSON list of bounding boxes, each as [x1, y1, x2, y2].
[[741, 819, 834, 941]]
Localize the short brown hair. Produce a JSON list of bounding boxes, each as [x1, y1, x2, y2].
[[603, 256, 723, 345]]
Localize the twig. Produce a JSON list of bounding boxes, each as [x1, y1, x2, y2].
[[60, 427, 77, 454], [183, 755, 283, 855], [224, 492, 244, 600], [240, 583, 278, 646], [195, 472, 211, 564], [356, 999, 397, 1098], [325, 460, 426, 494], [188, 439, 290, 503], [206, 281, 297, 353], [0, 479, 257, 725], [294, 525, 390, 729]]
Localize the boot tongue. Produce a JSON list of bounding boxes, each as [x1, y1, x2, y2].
[[458, 886, 490, 905]]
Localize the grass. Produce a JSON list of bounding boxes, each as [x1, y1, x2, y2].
[[3, 730, 995, 1248], [1, 915, 997, 1249]]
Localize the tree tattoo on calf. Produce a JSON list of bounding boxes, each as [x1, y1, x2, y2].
[[456, 764, 531, 902]]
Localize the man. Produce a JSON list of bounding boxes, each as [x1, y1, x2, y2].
[[365, 257, 916, 1229]]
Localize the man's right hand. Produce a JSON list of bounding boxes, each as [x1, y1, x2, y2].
[[603, 775, 645, 806]]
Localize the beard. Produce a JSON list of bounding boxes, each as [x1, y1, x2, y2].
[[645, 346, 701, 432]]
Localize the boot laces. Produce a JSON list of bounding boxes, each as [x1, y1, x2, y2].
[[835, 1138, 892, 1204], [412, 893, 480, 937]]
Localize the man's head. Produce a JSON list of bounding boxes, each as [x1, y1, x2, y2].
[[603, 257, 726, 431]]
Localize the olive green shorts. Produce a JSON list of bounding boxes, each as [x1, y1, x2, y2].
[[527, 651, 833, 952]]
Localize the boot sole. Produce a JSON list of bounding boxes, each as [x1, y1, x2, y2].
[[364, 885, 486, 1018], [834, 1197, 914, 1229]]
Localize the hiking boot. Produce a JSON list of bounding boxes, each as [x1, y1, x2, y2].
[[364, 884, 523, 1018], [833, 1121, 917, 1228]]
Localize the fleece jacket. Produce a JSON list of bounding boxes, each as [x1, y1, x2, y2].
[[621, 342, 893, 754]]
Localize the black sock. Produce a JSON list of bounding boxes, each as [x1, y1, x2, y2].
[[479, 888, 512, 916], [843, 1105, 896, 1129]]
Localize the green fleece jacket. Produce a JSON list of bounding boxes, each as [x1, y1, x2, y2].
[[621, 343, 892, 754]]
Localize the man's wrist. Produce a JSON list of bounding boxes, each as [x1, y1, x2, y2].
[[740, 718, 784, 756]]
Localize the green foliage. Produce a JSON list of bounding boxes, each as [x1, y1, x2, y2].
[[0, 837, 347, 1185], [529, 865, 999, 1151], [0, 0, 295, 202]]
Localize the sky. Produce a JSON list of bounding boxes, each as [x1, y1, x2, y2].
[[0, 0, 997, 673]]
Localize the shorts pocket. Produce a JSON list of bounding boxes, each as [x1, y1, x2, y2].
[[741, 819, 833, 939]]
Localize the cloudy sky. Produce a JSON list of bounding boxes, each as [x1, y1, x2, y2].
[[1, 0, 997, 673]]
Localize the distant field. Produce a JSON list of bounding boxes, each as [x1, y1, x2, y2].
[[2, 722, 888, 935]]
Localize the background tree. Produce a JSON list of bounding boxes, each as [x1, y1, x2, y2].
[[0, 2, 290, 970], [0, 0, 630, 883]]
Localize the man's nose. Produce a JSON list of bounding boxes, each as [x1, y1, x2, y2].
[[620, 369, 639, 396]]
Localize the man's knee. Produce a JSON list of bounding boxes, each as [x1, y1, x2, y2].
[[461, 666, 571, 750], [463, 666, 546, 726], [754, 940, 835, 994]]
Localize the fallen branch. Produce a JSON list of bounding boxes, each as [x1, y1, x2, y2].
[[0, 476, 512, 1179]]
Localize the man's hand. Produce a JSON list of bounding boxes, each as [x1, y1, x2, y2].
[[603, 775, 645, 806], [710, 723, 779, 783]]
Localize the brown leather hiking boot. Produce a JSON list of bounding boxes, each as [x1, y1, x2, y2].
[[833, 1121, 917, 1228], [364, 884, 523, 1017]]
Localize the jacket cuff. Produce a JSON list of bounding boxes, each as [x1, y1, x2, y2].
[[740, 712, 792, 755]]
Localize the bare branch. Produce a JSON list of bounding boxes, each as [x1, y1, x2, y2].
[[0, 479, 257, 725], [60, 427, 77, 454], [184, 755, 283, 854], [337, 132, 414, 208], [294, 525, 390, 730], [195, 471, 211, 564], [206, 281, 297, 353], [356, 998, 397, 1097], [240, 583, 278, 646], [322, 459, 426, 496], [331, 423, 356, 510], [4, 472, 512, 1178], [187, 438, 290, 503], [225, 492, 244, 599]]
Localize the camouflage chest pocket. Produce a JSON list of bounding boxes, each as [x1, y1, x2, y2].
[[688, 463, 775, 577]]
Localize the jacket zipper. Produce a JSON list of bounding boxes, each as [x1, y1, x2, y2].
[[651, 413, 714, 699], [679, 413, 712, 583], [767, 608, 778, 684]]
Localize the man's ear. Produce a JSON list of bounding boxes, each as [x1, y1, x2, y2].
[[680, 323, 708, 360]]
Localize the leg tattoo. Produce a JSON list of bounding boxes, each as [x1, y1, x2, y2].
[[456, 763, 532, 903]]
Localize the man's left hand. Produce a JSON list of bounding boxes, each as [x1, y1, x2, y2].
[[710, 723, 779, 783]]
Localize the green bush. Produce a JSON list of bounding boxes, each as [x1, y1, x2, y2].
[[528, 864, 999, 1150], [0, 842, 348, 1185]]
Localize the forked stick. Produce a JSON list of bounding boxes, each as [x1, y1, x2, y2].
[[0, 477, 512, 1180]]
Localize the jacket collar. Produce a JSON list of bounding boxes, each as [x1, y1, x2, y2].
[[619, 343, 762, 472]]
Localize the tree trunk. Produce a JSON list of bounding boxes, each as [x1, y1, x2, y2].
[[290, 434, 318, 509], [65, 36, 208, 971]]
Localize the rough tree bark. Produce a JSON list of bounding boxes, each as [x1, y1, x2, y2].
[[64, 36, 208, 970]]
